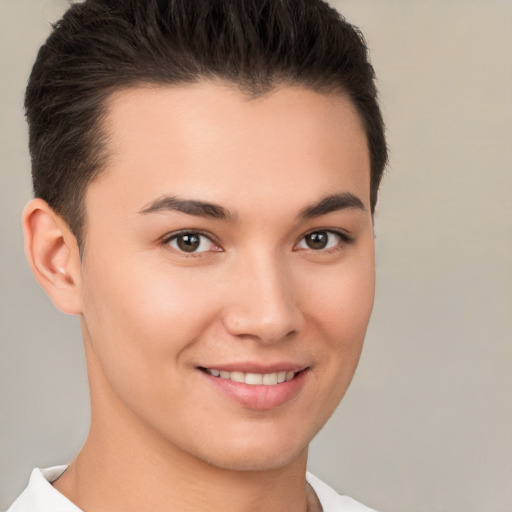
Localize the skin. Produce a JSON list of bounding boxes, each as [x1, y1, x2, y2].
[[23, 82, 375, 512]]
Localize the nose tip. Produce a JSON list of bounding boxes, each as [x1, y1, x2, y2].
[[221, 264, 301, 344], [223, 306, 298, 344]]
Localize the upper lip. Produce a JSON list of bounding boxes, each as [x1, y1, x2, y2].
[[197, 362, 309, 374]]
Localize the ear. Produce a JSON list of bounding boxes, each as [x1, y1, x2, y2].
[[22, 198, 83, 315]]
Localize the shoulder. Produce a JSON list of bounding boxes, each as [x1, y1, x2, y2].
[[6, 466, 81, 512], [306, 472, 378, 512]]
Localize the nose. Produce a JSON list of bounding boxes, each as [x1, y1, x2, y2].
[[221, 251, 303, 344]]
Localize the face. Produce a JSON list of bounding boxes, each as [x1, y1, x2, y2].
[[78, 82, 375, 471]]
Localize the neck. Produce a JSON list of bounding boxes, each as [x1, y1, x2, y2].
[[54, 420, 312, 512], [53, 348, 315, 512]]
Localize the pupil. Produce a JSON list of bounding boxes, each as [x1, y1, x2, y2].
[[178, 234, 200, 252], [306, 232, 328, 250]]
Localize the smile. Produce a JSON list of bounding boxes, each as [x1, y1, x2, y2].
[[203, 368, 296, 385]]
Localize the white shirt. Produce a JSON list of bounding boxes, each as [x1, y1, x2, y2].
[[7, 466, 377, 512]]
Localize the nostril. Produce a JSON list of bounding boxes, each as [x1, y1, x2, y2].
[[221, 303, 301, 343]]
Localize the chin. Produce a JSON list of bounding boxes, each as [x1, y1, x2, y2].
[[186, 430, 311, 473], [203, 449, 305, 473]]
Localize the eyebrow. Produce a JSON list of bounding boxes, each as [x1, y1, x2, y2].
[[139, 191, 365, 221], [139, 196, 236, 221], [299, 192, 366, 218]]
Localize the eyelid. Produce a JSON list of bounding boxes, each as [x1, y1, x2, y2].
[[161, 229, 223, 253], [159, 227, 352, 254], [294, 228, 353, 251]]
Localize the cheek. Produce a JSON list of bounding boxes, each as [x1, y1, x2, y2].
[[79, 254, 218, 381], [308, 253, 375, 336], [302, 246, 375, 382], [79, 256, 226, 426]]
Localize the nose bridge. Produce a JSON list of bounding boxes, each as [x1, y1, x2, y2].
[[222, 247, 300, 343]]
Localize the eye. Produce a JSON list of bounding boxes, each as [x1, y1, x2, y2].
[[296, 230, 344, 251], [165, 231, 219, 253]]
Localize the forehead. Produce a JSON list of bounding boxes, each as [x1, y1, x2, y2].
[[87, 82, 370, 218]]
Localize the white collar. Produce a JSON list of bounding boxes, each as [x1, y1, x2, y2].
[[8, 466, 376, 512], [7, 466, 80, 512]]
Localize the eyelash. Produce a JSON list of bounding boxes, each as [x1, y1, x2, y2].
[[160, 228, 353, 255], [296, 229, 353, 253], [161, 230, 221, 256]]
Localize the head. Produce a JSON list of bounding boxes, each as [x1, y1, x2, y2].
[[25, 0, 386, 250], [22, 0, 387, 474]]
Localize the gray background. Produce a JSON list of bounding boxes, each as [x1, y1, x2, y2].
[[1, 1, 511, 511]]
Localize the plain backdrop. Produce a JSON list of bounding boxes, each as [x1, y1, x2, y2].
[[1, 1, 511, 511]]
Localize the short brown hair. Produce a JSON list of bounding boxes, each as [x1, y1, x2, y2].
[[25, 0, 387, 246]]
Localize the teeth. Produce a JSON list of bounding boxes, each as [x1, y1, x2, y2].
[[245, 373, 263, 385], [262, 373, 278, 385], [230, 371, 245, 383], [205, 368, 297, 385]]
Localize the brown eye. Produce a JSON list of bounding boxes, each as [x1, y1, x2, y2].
[[167, 232, 216, 253], [297, 230, 343, 251], [305, 231, 329, 249], [177, 233, 200, 252]]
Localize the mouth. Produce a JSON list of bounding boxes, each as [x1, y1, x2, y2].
[[197, 364, 309, 409], [199, 367, 298, 386]]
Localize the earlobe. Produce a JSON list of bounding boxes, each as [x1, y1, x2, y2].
[[22, 198, 83, 315]]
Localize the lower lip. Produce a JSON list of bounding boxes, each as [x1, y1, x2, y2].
[[201, 369, 309, 410]]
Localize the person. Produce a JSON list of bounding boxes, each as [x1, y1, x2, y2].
[[7, 0, 387, 510]]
